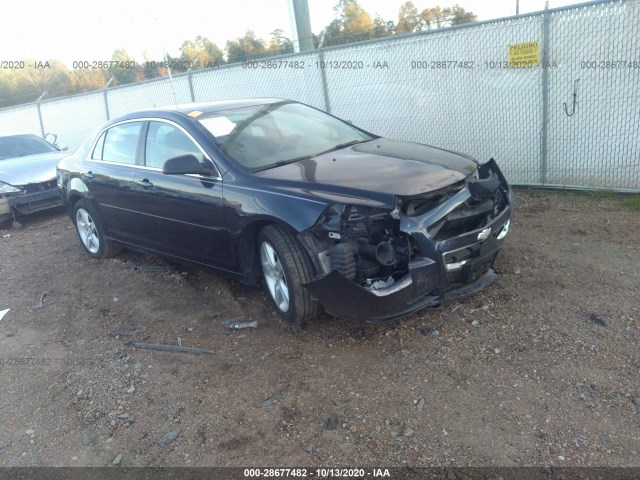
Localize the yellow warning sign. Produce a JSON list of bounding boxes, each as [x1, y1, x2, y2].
[[508, 42, 540, 68]]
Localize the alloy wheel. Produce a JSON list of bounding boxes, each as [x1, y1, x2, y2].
[[75, 208, 100, 254], [260, 241, 290, 312]]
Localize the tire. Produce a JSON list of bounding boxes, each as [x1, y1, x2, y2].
[[258, 224, 320, 325], [73, 199, 122, 259]]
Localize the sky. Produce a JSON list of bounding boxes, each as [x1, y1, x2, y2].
[[1, 0, 586, 67]]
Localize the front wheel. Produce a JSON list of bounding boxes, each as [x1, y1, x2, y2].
[[259, 225, 319, 325], [73, 199, 122, 259]]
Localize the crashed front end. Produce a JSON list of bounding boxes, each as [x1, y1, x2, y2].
[[300, 159, 513, 323], [0, 179, 62, 225]]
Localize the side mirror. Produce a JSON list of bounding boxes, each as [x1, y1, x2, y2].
[[162, 154, 214, 176], [45, 132, 67, 150]]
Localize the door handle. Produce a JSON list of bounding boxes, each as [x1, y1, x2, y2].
[[85, 171, 95, 180], [136, 179, 154, 189]]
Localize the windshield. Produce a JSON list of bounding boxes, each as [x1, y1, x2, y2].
[[0, 134, 58, 160], [197, 101, 375, 171]]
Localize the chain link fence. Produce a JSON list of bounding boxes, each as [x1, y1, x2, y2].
[[1, 0, 637, 191]]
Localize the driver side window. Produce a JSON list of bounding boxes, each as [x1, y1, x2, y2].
[[145, 122, 204, 169]]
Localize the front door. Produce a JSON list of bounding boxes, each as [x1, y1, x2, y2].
[[128, 120, 232, 270]]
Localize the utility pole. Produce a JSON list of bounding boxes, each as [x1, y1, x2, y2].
[[288, 0, 313, 52]]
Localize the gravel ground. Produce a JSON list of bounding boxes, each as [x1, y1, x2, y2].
[[0, 189, 638, 468]]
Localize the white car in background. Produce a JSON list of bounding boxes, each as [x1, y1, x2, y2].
[[0, 132, 68, 226]]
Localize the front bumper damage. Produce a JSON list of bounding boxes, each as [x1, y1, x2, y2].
[[0, 186, 63, 224], [303, 159, 513, 323]]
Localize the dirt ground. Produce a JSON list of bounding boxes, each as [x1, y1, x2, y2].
[[0, 189, 638, 468]]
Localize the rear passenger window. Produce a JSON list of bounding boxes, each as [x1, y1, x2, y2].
[[101, 122, 142, 164], [145, 122, 204, 169]]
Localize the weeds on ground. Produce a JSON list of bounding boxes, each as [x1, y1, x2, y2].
[[623, 196, 640, 211]]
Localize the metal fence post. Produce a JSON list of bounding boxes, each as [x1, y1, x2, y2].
[[317, 49, 331, 114], [188, 72, 196, 102], [36, 102, 46, 138], [540, 5, 551, 185], [103, 90, 110, 121]]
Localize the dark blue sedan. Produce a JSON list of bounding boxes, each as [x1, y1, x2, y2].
[[57, 99, 512, 324]]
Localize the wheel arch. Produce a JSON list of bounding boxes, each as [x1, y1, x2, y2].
[[67, 193, 84, 217], [236, 217, 312, 285], [66, 177, 93, 216]]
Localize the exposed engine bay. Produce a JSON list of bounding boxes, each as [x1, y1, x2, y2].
[[312, 203, 418, 288], [300, 159, 512, 299]]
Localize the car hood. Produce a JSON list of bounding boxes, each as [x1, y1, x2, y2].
[[255, 138, 477, 197], [0, 152, 66, 186]]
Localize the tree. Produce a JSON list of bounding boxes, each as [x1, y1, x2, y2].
[[447, 5, 477, 25], [0, 70, 18, 108], [421, 5, 476, 29], [395, 2, 477, 33], [18, 59, 73, 100], [396, 1, 421, 33], [373, 15, 395, 38], [179, 36, 224, 71], [140, 51, 166, 80], [70, 69, 108, 92], [226, 30, 267, 63], [108, 49, 137, 86], [421, 6, 446, 29], [267, 29, 293, 55], [324, 0, 375, 46]]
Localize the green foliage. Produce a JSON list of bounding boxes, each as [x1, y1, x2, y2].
[[395, 1, 477, 33], [448, 5, 478, 25], [109, 49, 137, 86], [70, 69, 108, 92], [396, 1, 420, 33], [373, 16, 395, 38], [588, 189, 618, 199], [178, 36, 225, 72], [0, 59, 73, 107], [324, 0, 375, 46], [623, 197, 640, 211], [226, 30, 267, 63], [267, 29, 294, 56], [549, 189, 640, 212]]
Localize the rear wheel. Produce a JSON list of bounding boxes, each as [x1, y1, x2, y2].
[[259, 225, 319, 325], [73, 199, 121, 259]]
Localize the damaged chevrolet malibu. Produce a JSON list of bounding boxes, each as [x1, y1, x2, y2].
[[58, 98, 512, 324]]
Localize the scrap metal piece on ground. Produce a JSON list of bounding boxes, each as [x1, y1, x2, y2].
[[36, 292, 47, 309], [259, 386, 291, 408], [220, 315, 244, 326], [226, 320, 258, 330], [131, 342, 214, 355]]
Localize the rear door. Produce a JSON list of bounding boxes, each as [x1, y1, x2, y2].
[[84, 121, 143, 244], [128, 120, 232, 269]]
